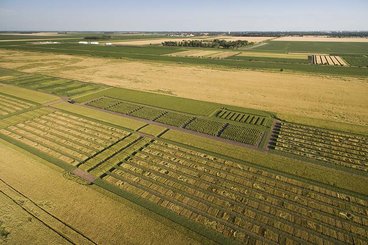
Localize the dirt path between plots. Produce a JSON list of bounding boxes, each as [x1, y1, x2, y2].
[[0, 49, 367, 127]]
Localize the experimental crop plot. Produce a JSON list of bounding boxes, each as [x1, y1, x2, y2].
[[269, 122, 368, 172], [0, 110, 129, 166], [219, 124, 264, 145], [86, 97, 268, 147], [103, 140, 368, 244], [216, 108, 269, 126], [0, 93, 37, 118], [311, 55, 349, 66]]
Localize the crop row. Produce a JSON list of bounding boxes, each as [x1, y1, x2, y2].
[[184, 118, 225, 136], [269, 122, 368, 172], [216, 108, 267, 126], [155, 112, 194, 127], [0, 111, 129, 166], [87, 97, 265, 146], [85, 97, 121, 109], [103, 140, 368, 244], [220, 124, 263, 145], [0, 93, 35, 117], [79, 133, 152, 177]]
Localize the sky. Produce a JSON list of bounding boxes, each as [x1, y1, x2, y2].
[[0, 0, 367, 31]]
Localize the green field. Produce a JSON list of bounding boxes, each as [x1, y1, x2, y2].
[[253, 41, 368, 54], [1, 40, 368, 76]]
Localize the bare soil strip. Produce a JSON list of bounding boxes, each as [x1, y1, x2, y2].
[[335, 56, 349, 66], [330, 56, 340, 66], [313, 55, 349, 66], [325, 56, 334, 65], [316, 55, 322, 64], [71, 168, 97, 184]]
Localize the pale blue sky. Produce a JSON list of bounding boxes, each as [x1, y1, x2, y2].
[[0, 0, 367, 31]]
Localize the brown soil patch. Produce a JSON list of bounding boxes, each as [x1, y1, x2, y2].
[[0, 49, 367, 126]]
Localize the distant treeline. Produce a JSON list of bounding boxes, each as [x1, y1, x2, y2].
[[162, 39, 253, 49], [84, 35, 112, 40]]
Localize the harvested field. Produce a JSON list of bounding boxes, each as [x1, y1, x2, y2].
[[103, 140, 368, 244], [269, 122, 368, 172], [78, 134, 152, 177], [0, 139, 204, 245], [0, 110, 129, 166], [274, 36, 368, 42], [312, 55, 349, 66], [0, 93, 36, 118], [0, 50, 367, 127]]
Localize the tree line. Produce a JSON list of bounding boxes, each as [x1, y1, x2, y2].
[[162, 39, 253, 49]]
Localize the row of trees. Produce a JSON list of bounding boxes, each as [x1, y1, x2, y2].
[[162, 39, 253, 49], [84, 35, 112, 40]]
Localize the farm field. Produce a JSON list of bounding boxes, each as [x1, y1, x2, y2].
[[85, 96, 269, 147], [0, 80, 368, 244], [274, 36, 368, 42], [0, 139, 205, 245], [269, 122, 368, 173], [0, 50, 367, 131], [311, 55, 349, 66], [1, 40, 368, 76], [253, 41, 368, 54], [101, 140, 368, 244], [167, 50, 239, 59], [0, 92, 37, 118], [0, 32, 367, 245]]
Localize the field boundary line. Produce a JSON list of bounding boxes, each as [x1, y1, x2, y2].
[[0, 178, 96, 245]]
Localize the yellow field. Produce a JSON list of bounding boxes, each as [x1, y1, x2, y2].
[[0, 49, 367, 128], [0, 139, 208, 244], [0, 84, 59, 104], [138, 124, 167, 136]]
